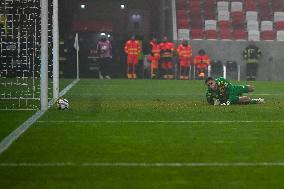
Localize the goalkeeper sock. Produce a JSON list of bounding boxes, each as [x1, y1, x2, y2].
[[250, 99, 258, 104], [250, 98, 265, 104]]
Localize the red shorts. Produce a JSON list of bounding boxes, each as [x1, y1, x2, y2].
[[180, 58, 190, 68], [150, 57, 159, 69], [162, 62, 172, 69], [127, 55, 138, 65], [195, 64, 208, 69]]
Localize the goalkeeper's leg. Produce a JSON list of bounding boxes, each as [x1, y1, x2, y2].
[[239, 96, 264, 104], [250, 98, 265, 104]]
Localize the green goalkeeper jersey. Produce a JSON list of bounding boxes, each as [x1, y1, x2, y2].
[[206, 77, 250, 104], [206, 77, 231, 104]]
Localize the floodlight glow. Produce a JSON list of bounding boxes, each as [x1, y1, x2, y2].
[[120, 4, 125, 9], [80, 4, 86, 9]]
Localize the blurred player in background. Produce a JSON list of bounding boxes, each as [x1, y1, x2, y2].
[[177, 39, 192, 80], [193, 49, 210, 80], [205, 77, 264, 105], [159, 36, 175, 80], [148, 37, 160, 79], [124, 35, 141, 79], [96, 34, 112, 79]]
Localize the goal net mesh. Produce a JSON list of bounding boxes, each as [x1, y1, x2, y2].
[[0, 0, 53, 110]]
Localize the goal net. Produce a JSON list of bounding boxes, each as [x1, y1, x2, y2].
[[0, 0, 53, 110]]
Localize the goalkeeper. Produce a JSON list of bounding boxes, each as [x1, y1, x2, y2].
[[205, 77, 264, 105]]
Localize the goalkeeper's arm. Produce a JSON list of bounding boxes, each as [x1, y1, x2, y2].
[[206, 91, 221, 106]]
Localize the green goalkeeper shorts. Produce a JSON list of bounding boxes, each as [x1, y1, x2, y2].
[[228, 85, 249, 104]]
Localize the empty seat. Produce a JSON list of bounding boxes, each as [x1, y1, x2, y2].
[[204, 11, 216, 19], [176, 0, 187, 10], [246, 11, 258, 21], [247, 20, 259, 31], [218, 20, 231, 29], [177, 19, 189, 29], [275, 21, 284, 30], [260, 31, 275, 41], [219, 29, 232, 40], [204, 0, 216, 7], [276, 31, 284, 41], [245, 0, 257, 11], [191, 29, 204, 39], [248, 30, 260, 41], [231, 2, 243, 12], [261, 21, 273, 31], [205, 30, 218, 40], [190, 17, 203, 29], [258, 0, 269, 9], [259, 8, 273, 21], [178, 29, 190, 40], [176, 10, 188, 19], [233, 29, 247, 40], [274, 12, 284, 22], [217, 1, 229, 12], [218, 11, 230, 21], [271, 0, 284, 12], [231, 11, 245, 25], [205, 20, 217, 30], [189, 1, 201, 13]]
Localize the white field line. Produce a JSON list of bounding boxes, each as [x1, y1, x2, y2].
[[68, 93, 284, 96], [1, 162, 284, 167], [0, 111, 46, 155], [0, 109, 36, 111], [37, 120, 284, 124], [0, 79, 79, 155], [253, 93, 284, 96]]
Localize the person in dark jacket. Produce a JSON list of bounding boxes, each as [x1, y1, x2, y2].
[[243, 42, 261, 80]]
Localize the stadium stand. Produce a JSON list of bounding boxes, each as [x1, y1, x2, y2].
[[275, 21, 284, 30], [272, 0, 284, 12], [191, 28, 204, 39], [217, 1, 229, 12], [246, 11, 258, 21], [176, 0, 187, 10], [203, 0, 216, 19], [259, 8, 273, 21], [205, 29, 218, 40], [218, 10, 230, 21], [245, 0, 257, 11], [175, 0, 284, 41], [247, 20, 259, 31], [277, 30, 284, 41], [220, 28, 232, 40], [260, 30, 275, 40], [261, 21, 273, 31], [205, 20, 217, 31], [231, 1, 243, 12], [248, 30, 260, 41]]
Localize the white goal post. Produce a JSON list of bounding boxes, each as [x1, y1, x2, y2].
[[0, 0, 63, 110]]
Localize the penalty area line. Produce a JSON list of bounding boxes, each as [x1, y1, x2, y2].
[[36, 120, 284, 124], [1, 162, 284, 167]]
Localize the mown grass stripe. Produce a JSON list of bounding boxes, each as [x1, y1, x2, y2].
[[1, 162, 284, 167], [0, 79, 79, 155]]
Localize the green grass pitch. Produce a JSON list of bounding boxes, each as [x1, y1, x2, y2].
[[1, 79, 284, 189]]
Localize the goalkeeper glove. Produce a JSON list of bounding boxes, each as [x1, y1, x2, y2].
[[213, 99, 220, 106], [221, 101, 230, 106]]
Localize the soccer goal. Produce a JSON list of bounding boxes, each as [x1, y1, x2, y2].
[[0, 0, 73, 110]]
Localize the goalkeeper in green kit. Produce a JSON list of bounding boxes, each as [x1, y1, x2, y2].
[[205, 77, 264, 105]]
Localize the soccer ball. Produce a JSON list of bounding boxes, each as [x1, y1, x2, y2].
[[57, 98, 69, 110]]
